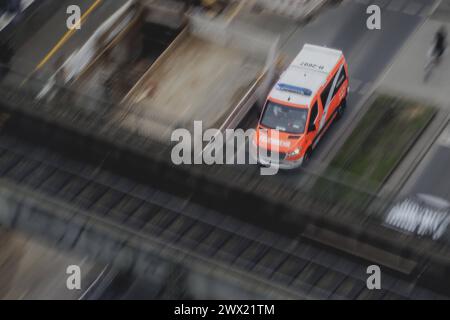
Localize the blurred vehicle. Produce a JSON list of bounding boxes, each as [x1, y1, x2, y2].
[[385, 194, 450, 240], [253, 44, 349, 169], [0, 0, 35, 32]]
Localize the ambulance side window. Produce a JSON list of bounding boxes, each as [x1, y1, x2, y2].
[[308, 102, 318, 132], [320, 81, 333, 107], [332, 66, 347, 98]]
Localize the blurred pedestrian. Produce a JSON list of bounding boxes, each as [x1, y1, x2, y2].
[[424, 26, 448, 82], [433, 26, 447, 61]]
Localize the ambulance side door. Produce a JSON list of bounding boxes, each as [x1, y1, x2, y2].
[[305, 100, 321, 150], [318, 74, 334, 131], [319, 63, 345, 130], [331, 63, 349, 107]]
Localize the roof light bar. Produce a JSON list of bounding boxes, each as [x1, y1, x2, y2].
[[277, 83, 312, 96]]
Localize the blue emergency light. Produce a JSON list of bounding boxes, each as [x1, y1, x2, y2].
[[277, 83, 312, 96]]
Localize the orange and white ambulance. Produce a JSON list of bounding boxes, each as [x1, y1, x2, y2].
[[254, 44, 349, 169]]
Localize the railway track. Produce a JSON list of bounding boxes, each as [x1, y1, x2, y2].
[[0, 131, 445, 299]]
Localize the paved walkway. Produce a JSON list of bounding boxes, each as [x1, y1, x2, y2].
[[377, 2, 450, 197], [379, 21, 450, 109]]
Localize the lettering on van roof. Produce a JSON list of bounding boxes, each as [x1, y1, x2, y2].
[[298, 61, 326, 72], [292, 44, 343, 75]]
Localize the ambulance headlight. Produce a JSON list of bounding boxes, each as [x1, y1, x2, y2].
[[287, 148, 301, 158]]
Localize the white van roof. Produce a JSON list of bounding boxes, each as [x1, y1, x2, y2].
[[269, 44, 343, 107]]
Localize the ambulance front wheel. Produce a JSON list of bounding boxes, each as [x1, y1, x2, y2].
[[302, 148, 313, 168]]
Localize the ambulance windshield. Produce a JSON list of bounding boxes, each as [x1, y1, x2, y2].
[[261, 102, 308, 134]]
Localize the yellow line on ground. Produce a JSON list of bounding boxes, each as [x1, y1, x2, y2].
[[34, 0, 103, 71], [225, 0, 248, 24]]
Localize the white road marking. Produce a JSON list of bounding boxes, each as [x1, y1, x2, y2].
[[439, 127, 450, 148], [374, 0, 391, 8], [358, 81, 373, 96], [403, 2, 423, 16], [419, 5, 432, 17], [387, 0, 407, 12], [349, 79, 362, 93], [352, 0, 428, 17], [78, 264, 109, 300]]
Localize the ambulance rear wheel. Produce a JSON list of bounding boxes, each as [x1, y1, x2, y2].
[[336, 98, 347, 120]]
